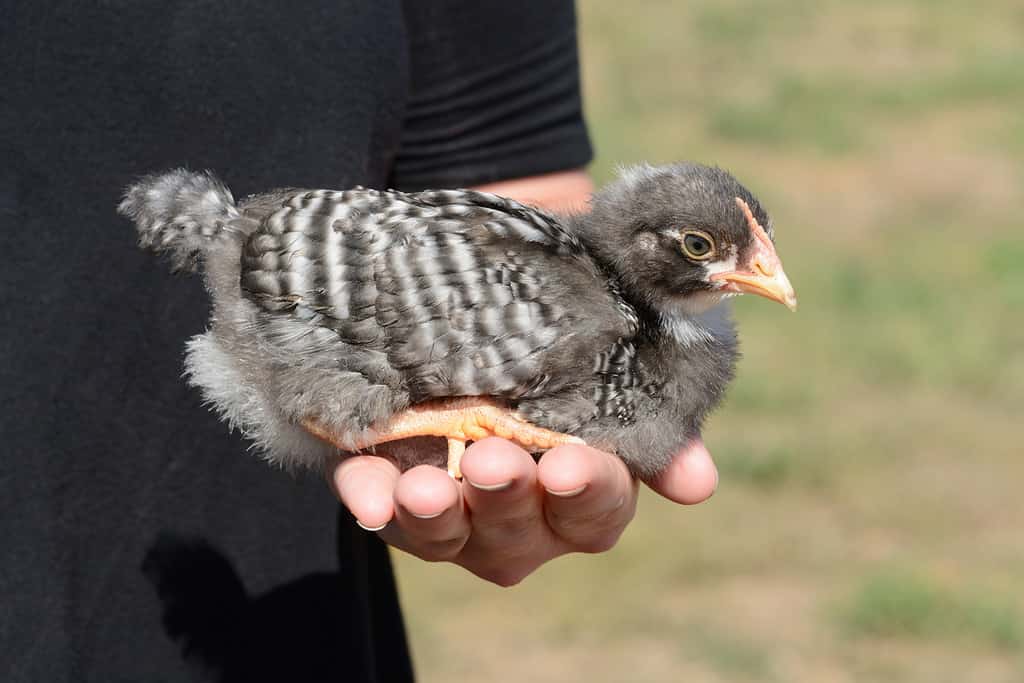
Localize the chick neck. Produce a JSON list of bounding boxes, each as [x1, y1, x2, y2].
[[568, 212, 730, 349]]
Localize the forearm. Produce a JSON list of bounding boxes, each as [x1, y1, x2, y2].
[[471, 169, 594, 214]]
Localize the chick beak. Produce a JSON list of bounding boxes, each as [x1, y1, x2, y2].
[[709, 198, 798, 311]]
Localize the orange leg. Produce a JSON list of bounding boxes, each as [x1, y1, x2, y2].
[[302, 397, 584, 479]]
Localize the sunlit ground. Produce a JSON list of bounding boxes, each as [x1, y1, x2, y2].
[[395, 2, 1024, 680]]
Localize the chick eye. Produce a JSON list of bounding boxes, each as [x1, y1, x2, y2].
[[681, 231, 715, 260]]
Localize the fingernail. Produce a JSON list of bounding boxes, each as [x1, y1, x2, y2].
[[409, 509, 444, 520], [545, 483, 588, 498], [464, 477, 513, 493], [356, 519, 388, 532]]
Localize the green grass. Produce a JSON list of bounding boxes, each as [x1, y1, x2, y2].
[[716, 446, 797, 489], [837, 571, 1023, 650], [986, 239, 1024, 306], [710, 55, 1024, 153], [680, 623, 777, 680], [396, 2, 1024, 681]]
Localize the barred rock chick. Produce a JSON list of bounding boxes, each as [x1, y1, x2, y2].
[[119, 164, 796, 480]]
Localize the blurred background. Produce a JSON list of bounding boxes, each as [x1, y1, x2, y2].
[[395, 1, 1024, 680]]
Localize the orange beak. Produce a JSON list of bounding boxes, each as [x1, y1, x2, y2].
[[710, 198, 798, 311]]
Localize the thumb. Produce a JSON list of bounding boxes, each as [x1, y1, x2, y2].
[[646, 438, 718, 505]]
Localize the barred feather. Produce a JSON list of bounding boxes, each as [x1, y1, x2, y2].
[[238, 187, 624, 403], [119, 169, 241, 272], [126, 163, 763, 479]]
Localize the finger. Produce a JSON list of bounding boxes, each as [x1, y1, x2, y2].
[[459, 437, 549, 552], [329, 454, 401, 530], [647, 438, 718, 505], [537, 444, 638, 553], [384, 465, 469, 561], [457, 437, 564, 585]]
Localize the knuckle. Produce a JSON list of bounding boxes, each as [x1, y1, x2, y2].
[[548, 502, 632, 549], [574, 529, 624, 554], [482, 512, 544, 549], [414, 536, 467, 562], [548, 505, 619, 535]]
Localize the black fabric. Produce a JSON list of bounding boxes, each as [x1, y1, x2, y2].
[[393, 0, 592, 190], [0, 1, 589, 681]]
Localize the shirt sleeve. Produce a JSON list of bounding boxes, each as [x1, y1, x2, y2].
[[390, 0, 593, 190]]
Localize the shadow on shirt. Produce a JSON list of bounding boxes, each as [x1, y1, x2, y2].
[[141, 532, 410, 682]]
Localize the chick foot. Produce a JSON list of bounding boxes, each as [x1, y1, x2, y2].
[[303, 397, 584, 479]]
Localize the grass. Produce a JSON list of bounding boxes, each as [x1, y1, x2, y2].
[[679, 623, 777, 681], [394, 1, 1024, 681], [710, 54, 1024, 154], [837, 571, 1022, 650], [716, 446, 797, 490]]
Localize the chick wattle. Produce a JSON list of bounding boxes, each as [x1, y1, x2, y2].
[[119, 163, 796, 480]]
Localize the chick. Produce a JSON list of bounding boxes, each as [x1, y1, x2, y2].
[[120, 163, 796, 480]]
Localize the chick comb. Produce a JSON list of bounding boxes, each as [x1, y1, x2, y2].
[[735, 197, 773, 249]]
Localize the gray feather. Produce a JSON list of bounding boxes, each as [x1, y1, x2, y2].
[[126, 163, 772, 480], [119, 169, 242, 272]]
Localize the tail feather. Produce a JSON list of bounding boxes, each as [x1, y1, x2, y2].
[[119, 169, 240, 272]]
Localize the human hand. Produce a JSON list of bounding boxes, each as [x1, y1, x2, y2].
[[327, 437, 717, 586]]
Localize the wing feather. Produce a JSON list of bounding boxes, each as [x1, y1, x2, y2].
[[239, 187, 637, 402]]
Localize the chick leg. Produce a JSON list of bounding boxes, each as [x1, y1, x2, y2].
[[302, 397, 584, 479], [446, 438, 467, 480]]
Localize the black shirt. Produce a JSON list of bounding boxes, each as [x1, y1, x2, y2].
[[0, 2, 591, 681]]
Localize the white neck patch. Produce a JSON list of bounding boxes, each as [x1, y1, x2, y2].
[[659, 298, 735, 347], [661, 312, 715, 346]]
